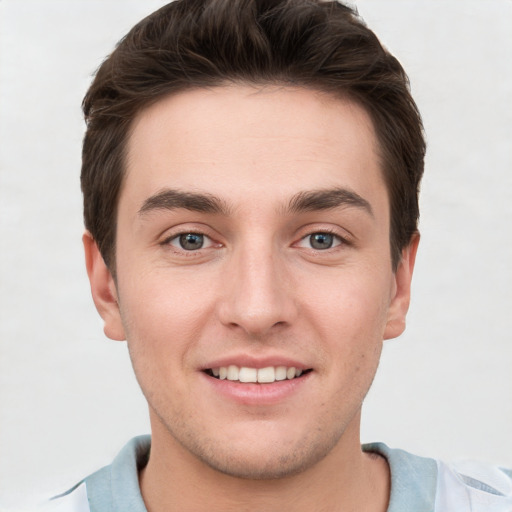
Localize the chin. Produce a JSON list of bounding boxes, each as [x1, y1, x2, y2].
[[171, 420, 345, 481], [196, 445, 331, 480]]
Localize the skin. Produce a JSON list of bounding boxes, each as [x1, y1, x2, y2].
[[84, 85, 418, 511]]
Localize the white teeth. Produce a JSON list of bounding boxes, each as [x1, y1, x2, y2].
[[275, 366, 287, 381], [239, 367, 258, 382], [210, 365, 307, 383], [227, 365, 239, 381], [257, 367, 275, 383]]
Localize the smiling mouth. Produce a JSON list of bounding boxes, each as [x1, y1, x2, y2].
[[204, 365, 312, 383]]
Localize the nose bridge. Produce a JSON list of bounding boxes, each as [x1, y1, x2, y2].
[[218, 233, 295, 336]]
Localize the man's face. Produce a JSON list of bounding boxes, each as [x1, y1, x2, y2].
[[87, 85, 416, 478]]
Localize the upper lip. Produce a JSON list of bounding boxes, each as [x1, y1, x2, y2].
[[200, 354, 311, 371]]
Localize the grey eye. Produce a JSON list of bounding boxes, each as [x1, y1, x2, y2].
[[309, 233, 334, 250], [179, 233, 204, 250]]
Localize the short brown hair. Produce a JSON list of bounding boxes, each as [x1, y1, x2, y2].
[[82, 0, 425, 271]]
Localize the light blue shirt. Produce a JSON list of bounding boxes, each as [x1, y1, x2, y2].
[[47, 436, 512, 512]]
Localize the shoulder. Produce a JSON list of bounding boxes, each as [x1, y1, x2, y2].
[[364, 443, 512, 512], [435, 459, 512, 511], [44, 435, 150, 512]]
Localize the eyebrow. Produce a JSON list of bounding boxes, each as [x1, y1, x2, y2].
[[138, 186, 373, 218], [138, 189, 231, 216], [287, 187, 373, 216]]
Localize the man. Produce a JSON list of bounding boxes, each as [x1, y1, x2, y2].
[[48, 0, 512, 510]]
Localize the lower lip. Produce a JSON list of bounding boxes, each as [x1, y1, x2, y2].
[[201, 371, 311, 405]]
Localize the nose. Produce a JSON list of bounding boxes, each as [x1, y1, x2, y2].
[[217, 240, 298, 338]]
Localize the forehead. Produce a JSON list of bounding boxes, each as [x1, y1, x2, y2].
[[123, 85, 386, 212]]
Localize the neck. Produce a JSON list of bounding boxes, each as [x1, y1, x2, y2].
[[139, 412, 390, 512]]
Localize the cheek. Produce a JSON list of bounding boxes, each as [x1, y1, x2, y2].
[[308, 270, 392, 335], [301, 268, 391, 381], [117, 270, 213, 363], [118, 276, 205, 408]]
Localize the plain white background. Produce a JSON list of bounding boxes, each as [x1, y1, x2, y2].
[[0, 0, 511, 509]]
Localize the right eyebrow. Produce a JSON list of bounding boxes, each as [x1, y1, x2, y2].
[[138, 188, 231, 217]]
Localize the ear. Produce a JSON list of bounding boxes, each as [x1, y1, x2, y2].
[[83, 231, 126, 341], [384, 233, 420, 340]]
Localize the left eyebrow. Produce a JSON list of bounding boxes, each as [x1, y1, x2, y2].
[[287, 187, 373, 217]]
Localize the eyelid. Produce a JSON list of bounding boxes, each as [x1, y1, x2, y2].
[[295, 230, 345, 250]]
